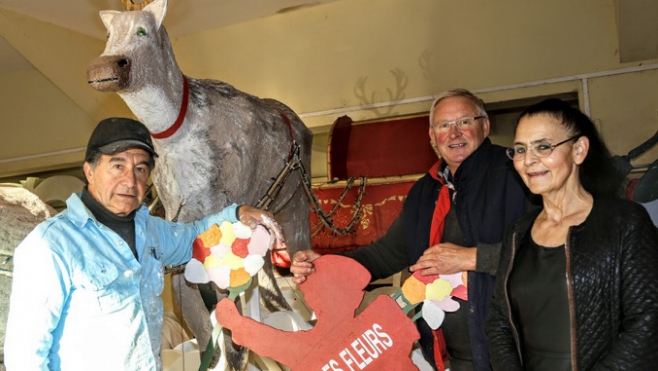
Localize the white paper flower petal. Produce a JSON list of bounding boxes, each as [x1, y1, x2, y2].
[[233, 222, 253, 239], [437, 296, 460, 312], [211, 243, 232, 258], [248, 225, 271, 256], [208, 265, 231, 289], [243, 255, 265, 276], [184, 258, 209, 284], [440, 272, 463, 288], [422, 300, 446, 329]]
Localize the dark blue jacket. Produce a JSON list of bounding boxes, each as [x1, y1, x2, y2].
[[345, 138, 528, 369], [403, 138, 528, 370]]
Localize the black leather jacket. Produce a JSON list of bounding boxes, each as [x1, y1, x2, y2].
[[487, 197, 658, 371]]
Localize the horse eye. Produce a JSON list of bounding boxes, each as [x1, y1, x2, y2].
[[137, 28, 147, 36], [105, 33, 110, 41]]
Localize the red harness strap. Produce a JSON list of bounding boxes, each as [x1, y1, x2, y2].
[[151, 75, 189, 139], [274, 108, 296, 161]]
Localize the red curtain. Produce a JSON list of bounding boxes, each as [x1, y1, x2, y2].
[[328, 115, 435, 180], [310, 180, 416, 254], [315, 114, 435, 253]]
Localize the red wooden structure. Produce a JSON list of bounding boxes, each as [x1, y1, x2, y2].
[[311, 114, 436, 254]]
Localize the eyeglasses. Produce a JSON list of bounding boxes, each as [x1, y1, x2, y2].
[[506, 135, 580, 161], [431, 116, 486, 133]]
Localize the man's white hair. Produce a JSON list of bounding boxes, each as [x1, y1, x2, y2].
[[429, 89, 488, 125]]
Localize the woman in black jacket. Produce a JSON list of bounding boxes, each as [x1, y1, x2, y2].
[[487, 98, 658, 371]]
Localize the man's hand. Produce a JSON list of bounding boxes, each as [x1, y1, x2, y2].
[[410, 242, 476, 276], [238, 205, 285, 247], [290, 249, 322, 284]]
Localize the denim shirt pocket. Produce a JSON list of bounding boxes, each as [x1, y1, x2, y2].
[[75, 260, 122, 312], [77, 260, 118, 288]]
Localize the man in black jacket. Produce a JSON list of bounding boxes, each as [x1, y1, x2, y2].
[[292, 89, 529, 371]]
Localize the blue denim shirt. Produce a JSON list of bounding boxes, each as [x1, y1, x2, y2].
[[4, 194, 238, 371]]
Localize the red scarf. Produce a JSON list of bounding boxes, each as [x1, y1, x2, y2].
[[429, 161, 452, 248], [427, 161, 451, 371]]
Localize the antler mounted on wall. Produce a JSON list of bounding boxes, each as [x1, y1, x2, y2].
[[120, 0, 156, 11], [353, 68, 409, 117]]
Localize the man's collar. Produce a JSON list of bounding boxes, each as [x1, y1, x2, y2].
[[66, 190, 141, 228], [66, 193, 98, 228], [452, 138, 492, 180], [80, 187, 136, 223]]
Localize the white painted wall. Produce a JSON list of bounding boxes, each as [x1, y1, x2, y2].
[[1, 0, 656, 180]]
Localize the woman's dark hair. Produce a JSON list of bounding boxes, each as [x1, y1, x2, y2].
[[517, 98, 625, 198]]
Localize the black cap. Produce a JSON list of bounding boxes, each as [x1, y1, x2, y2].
[[85, 117, 158, 162]]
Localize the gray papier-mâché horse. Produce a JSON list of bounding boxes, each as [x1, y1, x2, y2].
[[87, 0, 313, 369]]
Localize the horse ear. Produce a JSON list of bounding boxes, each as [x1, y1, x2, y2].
[[100, 10, 120, 30], [143, 0, 167, 30]]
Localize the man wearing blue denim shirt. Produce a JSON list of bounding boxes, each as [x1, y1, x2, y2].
[[4, 117, 282, 371]]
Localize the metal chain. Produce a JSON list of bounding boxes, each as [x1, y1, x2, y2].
[[256, 141, 367, 236], [310, 176, 358, 237]]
